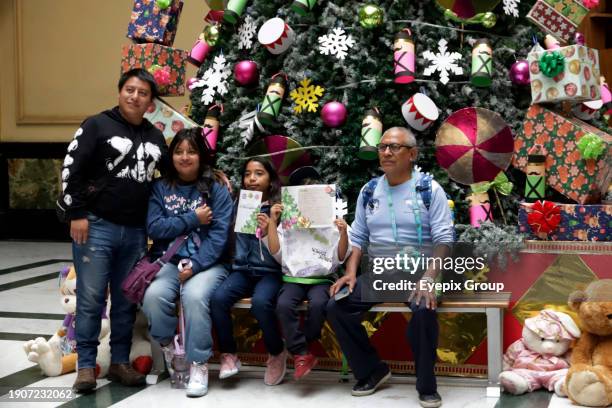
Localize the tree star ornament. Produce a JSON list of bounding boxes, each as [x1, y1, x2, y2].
[[190, 54, 231, 105], [422, 39, 464, 85], [318, 27, 355, 60], [290, 78, 325, 114], [238, 15, 257, 50], [358, 4, 384, 28]]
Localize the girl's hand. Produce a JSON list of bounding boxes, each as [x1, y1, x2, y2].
[[178, 268, 193, 283], [334, 218, 348, 235], [257, 213, 270, 232], [214, 169, 233, 194], [195, 204, 213, 224], [270, 204, 284, 223]]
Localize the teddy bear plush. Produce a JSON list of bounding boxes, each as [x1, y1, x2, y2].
[[499, 309, 581, 396], [565, 279, 612, 407], [23, 266, 111, 377]]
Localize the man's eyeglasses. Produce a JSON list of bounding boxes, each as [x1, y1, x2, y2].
[[376, 143, 415, 153]]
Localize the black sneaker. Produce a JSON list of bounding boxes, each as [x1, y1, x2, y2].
[[351, 365, 391, 396], [419, 391, 442, 408]]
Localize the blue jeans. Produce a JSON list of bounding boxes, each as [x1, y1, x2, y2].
[[74, 213, 146, 369], [211, 271, 284, 355], [142, 262, 228, 363]]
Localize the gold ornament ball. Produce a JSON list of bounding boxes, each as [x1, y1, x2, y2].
[[359, 4, 384, 28], [204, 24, 221, 46]]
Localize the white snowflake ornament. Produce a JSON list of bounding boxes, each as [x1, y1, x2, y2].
[[238, 15, 257, 50], [503, 0, 520, 16], [318, 27, 355, 60], [190, 54, 231, 105], [422, 39, 464, 85], [335, 198, 348, 219]]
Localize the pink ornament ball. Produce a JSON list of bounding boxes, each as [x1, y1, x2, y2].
[[321, 101, 347, 128], [510, 60, 530, 86], [234, 60, 259, 86]]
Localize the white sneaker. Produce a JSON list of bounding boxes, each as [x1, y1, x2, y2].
[[219, 353, 242, 379], [186, 362, 208, 398]]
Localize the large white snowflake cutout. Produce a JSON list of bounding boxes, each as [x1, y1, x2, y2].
[[238, 15, 257, 50], [318, 27, 355, 60], [290, 78, 325, 114], [503, 0, 520, 17], [422, 39, 464, 85], [190, 54, 231, 105]]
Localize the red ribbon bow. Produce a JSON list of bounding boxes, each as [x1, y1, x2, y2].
[[527, 200, 561, 234]]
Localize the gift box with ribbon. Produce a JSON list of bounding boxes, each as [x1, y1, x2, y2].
[[513, 104, 612, 204], [526, 0, 589, 44], [527, 44, 600, 103], [121, 43, 188, 96], [519, 201, 612, 241], [127, 0, 184, 47], [144, 98, 198, 143]]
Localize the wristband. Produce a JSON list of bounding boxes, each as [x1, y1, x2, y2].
[[178, 259, 193, 272]]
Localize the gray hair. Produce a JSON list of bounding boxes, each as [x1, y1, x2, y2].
[[383, 127, 417, 147]]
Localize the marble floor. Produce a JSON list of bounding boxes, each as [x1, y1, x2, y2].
[[0, 241, 584, 408]]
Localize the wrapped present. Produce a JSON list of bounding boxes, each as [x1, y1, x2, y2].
[[526, 0, 589, 45], [528, 44, 600, 103], [127, 0, 183, 46], [519, 202, 612, 241], [121, 43, 188, 96], [513, 105, 612, 204], [144, 98, 198, 143]]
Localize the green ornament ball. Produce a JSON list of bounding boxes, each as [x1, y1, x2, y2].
[[482, 12, 497, 28], [157, 0, 172, 9], [359, 4, 384, 28], [204, 24, 221, 46]]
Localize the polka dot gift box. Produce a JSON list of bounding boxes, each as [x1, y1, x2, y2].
[[527, 43, 600, 104]]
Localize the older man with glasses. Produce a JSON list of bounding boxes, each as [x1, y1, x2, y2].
[[327, 127, 454, 408]]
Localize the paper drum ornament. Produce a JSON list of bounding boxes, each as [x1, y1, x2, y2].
[[572, 99, 603, 121], [246, 135, 312, 185], [402, 93, 439, 131], [257, 18, 295, 55], [436, 107, 514, 185]]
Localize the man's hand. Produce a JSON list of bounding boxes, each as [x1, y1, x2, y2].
[[195, 204, 213, 224], [408, 280, 437, 310], [330, 274, 357, 297], [70, 219, 89, 245], [270, 203, 284, 223], [178, 267, 193, 283]]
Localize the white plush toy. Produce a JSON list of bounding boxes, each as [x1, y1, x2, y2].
[[129, 308, 153, 375], [23, 266, 111, 377], [499, 309, 581, 396]]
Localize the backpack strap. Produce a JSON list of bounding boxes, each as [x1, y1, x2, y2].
[[416, 173, 433, 211]]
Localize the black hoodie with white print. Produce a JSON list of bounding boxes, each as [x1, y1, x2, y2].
[[59, 106, 168, 226]]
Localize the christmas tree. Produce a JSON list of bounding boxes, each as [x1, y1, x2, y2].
[[189, 0, 567, 225]]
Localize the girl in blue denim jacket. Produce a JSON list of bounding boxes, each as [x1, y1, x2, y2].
[[211, 157, 287, 386], [142, 128, 233, 398]]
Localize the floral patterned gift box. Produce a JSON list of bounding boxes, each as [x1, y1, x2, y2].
[[519, 203, 612, 241], [526, 0, 589, 45], [127, 0, 183, 47], [121, 43, 188, 96], [513, 105, 612, 204], [144, 98, 198, 143], [527, 44, 600, 104]]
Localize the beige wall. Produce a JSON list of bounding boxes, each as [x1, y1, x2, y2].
[[0, 0, 208, 142]]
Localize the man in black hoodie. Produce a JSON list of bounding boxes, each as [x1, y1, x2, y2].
[[58, 68, 168, 393]]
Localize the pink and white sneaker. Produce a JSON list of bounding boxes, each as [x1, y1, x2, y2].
[[219, 353, 241, 379]]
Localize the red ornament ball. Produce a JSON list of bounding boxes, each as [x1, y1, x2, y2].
[[321, 101, 347, 128], [234, 60, 259, 86]]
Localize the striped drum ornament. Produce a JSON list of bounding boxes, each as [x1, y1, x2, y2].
[[401, 93, 439, 131], [258, 18, 295, 55]]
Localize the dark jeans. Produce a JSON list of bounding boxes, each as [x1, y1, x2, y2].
[[276, 282, 330, 355], [73, 213, 146, 368], [211, 271, 284, 355], [326, 276, 439, 394]]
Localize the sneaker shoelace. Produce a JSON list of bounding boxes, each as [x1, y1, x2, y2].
[[190, 364, 207, 385]]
